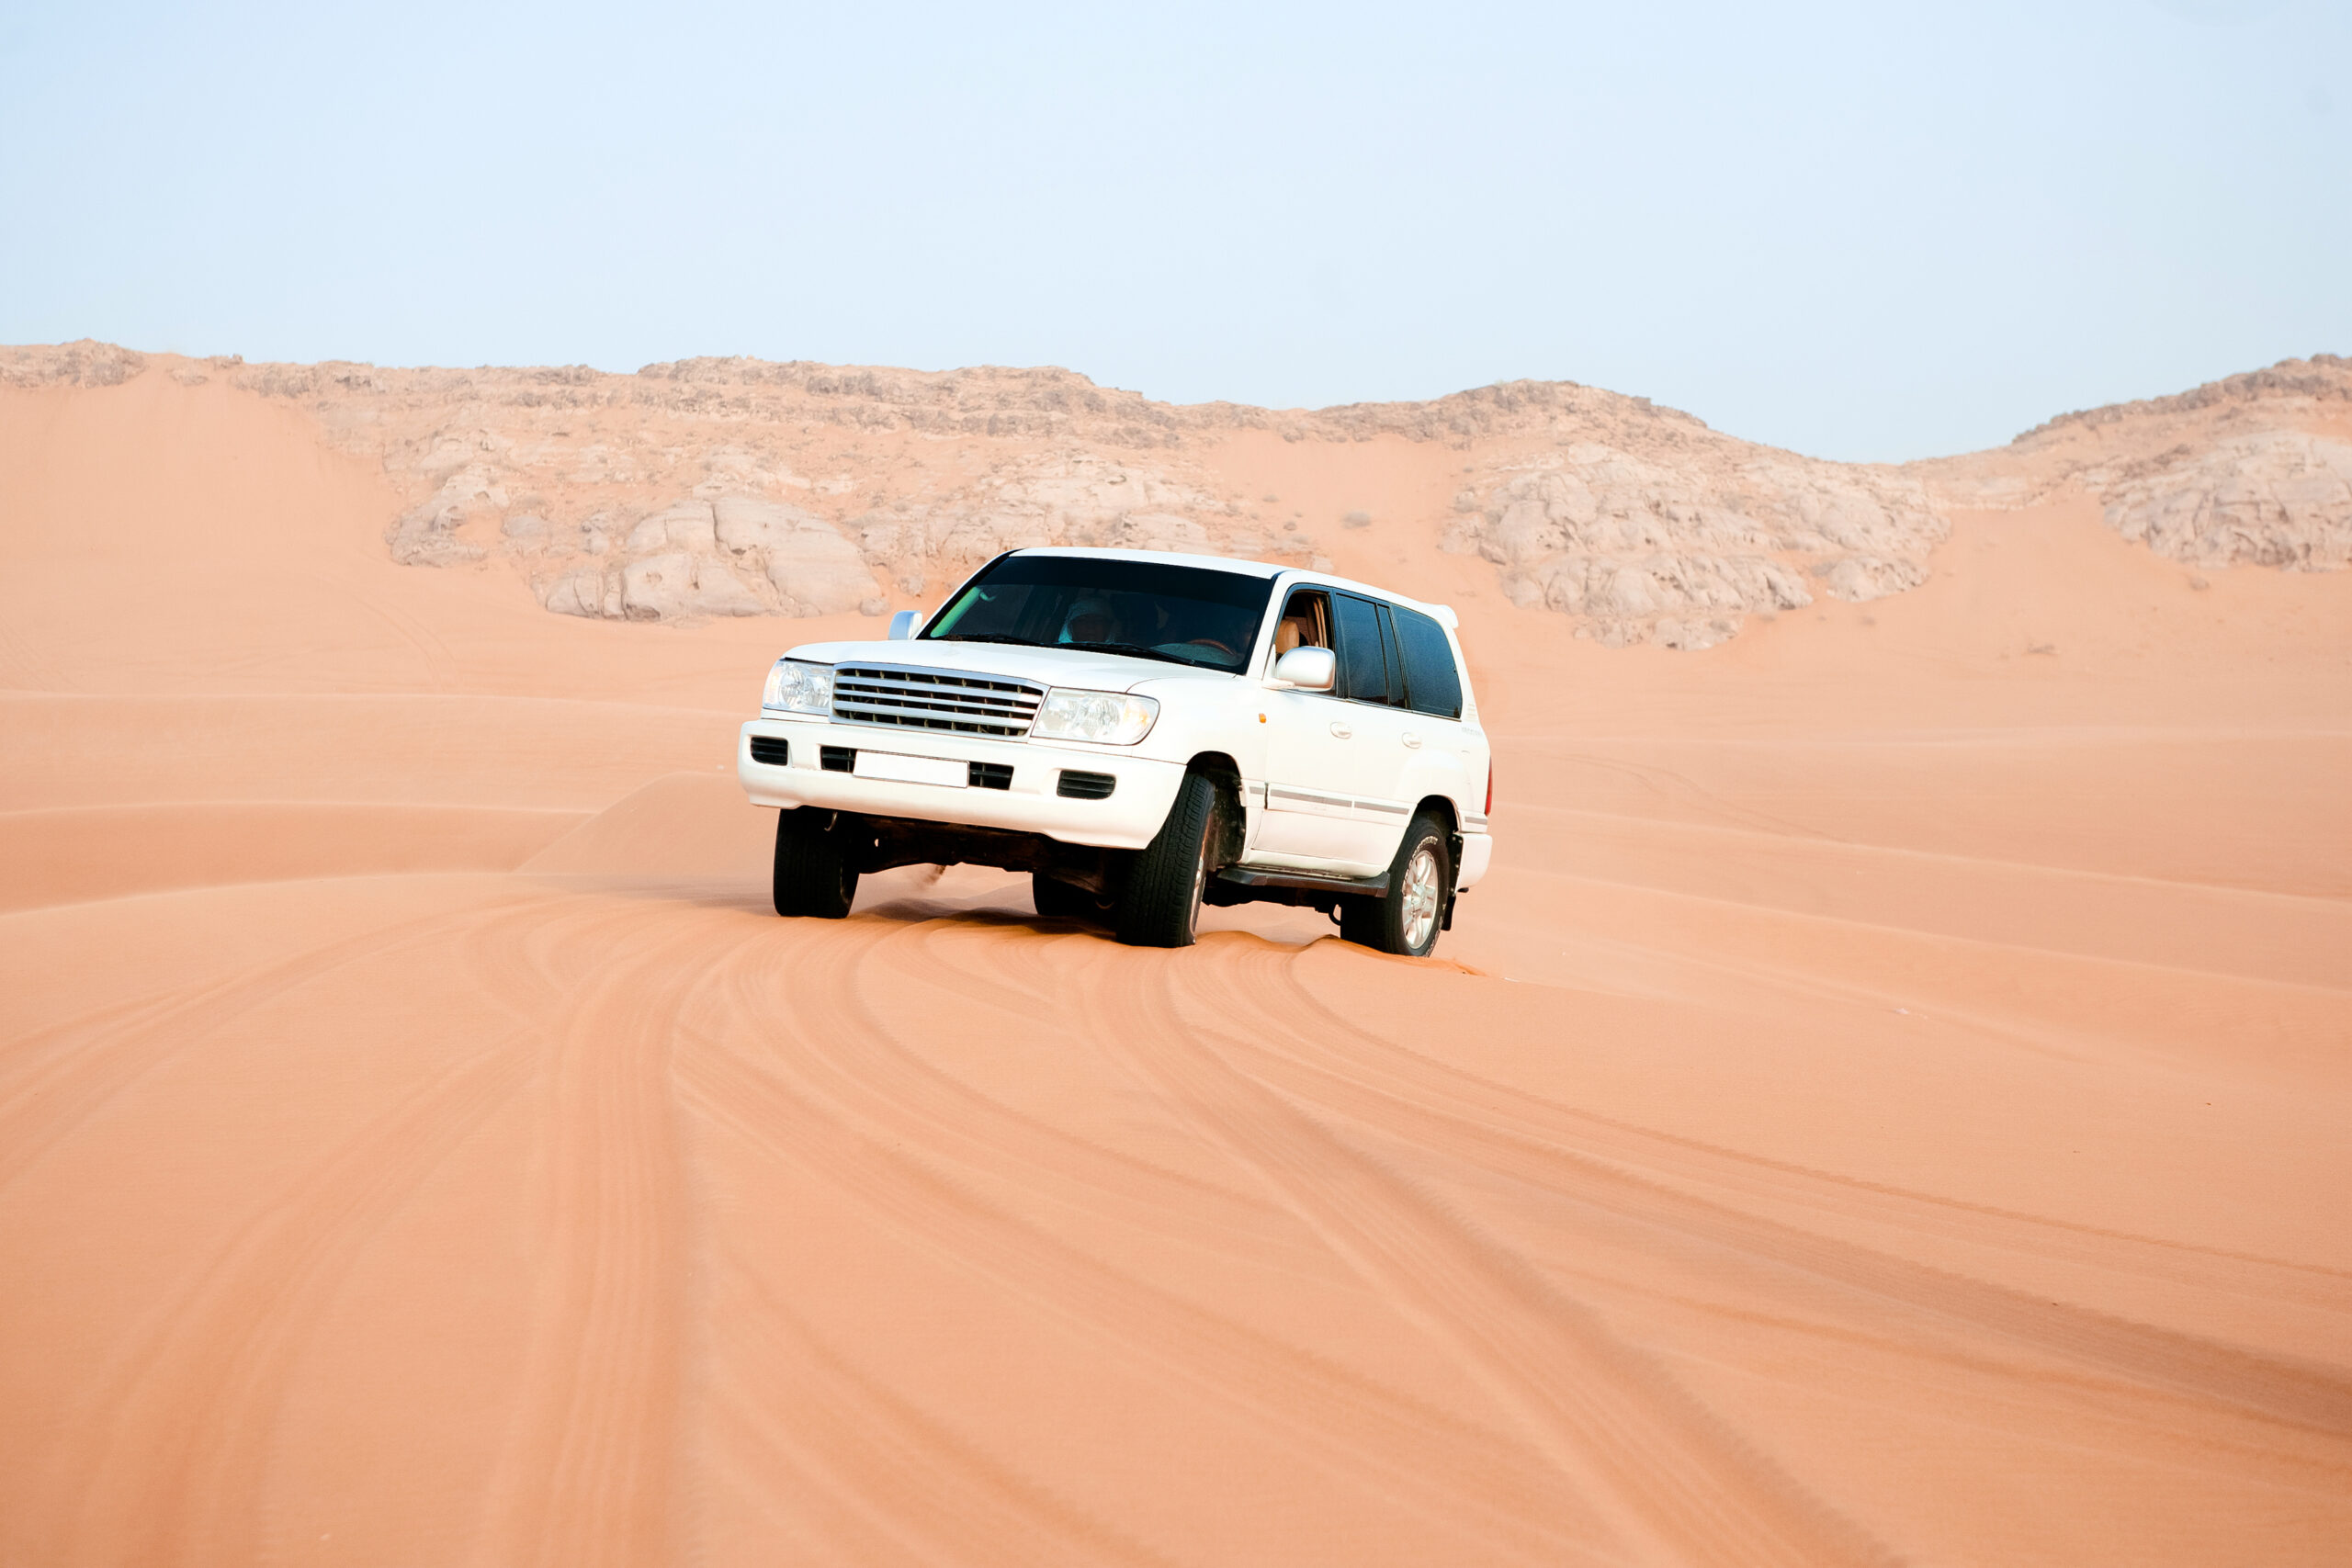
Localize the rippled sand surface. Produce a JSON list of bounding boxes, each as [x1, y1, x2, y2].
[[4, 373, 2349, 1565]]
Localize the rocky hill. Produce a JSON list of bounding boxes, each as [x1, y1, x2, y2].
[[5, 341, 2345, 647], [1919, 355, 2352, 572]]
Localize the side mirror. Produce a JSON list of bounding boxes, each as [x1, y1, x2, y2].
[[1271, 645, 1335, 692], [888, 609, 920, 641]]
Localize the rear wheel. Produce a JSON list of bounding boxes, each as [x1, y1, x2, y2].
[[773, 808, 859, 919], [1340, 811, 1451, 957], [1114, 772, 1220, 948]]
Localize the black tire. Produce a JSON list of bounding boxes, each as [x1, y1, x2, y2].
[[1032, 873, 1100, 921], [1340, 811, 1451, 957], [1114, 772, 1220, 949], [773, 808, 858, 919]]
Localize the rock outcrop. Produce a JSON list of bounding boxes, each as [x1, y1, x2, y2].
[[2090, 433, 2352, 570], [1438, 446, 1942, 649], [4, 340, 2342, 645], [259, 353, 1962, 647], [0, 340, 148, 389], [1922, 354, 2352, 572]]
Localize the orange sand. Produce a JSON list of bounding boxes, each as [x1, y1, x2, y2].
[[3, 371, 2348, 1566]]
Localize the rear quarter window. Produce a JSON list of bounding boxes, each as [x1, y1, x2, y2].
[[1393, 607, 1464, 719]]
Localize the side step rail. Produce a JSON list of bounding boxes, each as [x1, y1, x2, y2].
[[1216, 865, 1388, 899]]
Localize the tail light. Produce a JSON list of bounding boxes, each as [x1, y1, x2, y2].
[[1485, 758, 1495, 818]]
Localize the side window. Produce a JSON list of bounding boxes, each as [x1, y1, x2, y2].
[[1273, 589, 1329, 657], [1331, 594, 1392, 705], [1374, 605, 1408, 705], [1393, 607, 1463, 718]]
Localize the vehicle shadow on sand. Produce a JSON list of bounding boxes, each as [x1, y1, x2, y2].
[[522, 863, 1346, 953]]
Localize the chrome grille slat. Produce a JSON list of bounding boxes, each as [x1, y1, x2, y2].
[[830, 663, 1046, 738]]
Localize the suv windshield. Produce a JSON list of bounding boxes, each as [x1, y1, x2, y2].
[[922, 556, 1273, 672]]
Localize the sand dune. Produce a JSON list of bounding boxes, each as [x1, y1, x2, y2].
[[2, 362, 2347, 1565]]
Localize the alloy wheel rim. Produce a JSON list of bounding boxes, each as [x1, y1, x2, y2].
[[1400, 846, 1441, 951]]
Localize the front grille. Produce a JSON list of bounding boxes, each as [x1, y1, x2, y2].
[[831, 663, 1046, 738], [820, 745, 856, 773], [1057, 770, 1117, 800], [968, 761, 1013, 791], [747, 736, 790, 766]]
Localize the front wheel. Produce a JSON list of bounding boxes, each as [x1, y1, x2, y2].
[[1340, 812, 1451, 957], [773, 808, 859, 919], [1114, 772, 1220, 948]]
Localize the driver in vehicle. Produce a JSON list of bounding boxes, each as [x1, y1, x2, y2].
[[1058, 597, 1122, 647], [1274, 592, 1327, 655]]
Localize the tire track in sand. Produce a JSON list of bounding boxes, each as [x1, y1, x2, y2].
[[0, 891, 548, 1197], [1066, 940, 1900, 1568], [1214, 944, 2352, 1437], [1269, 938, 2352, 1304], [32, 994, 537, 1566], [707, 1256, 1184, 1568], [20, 895, 616, 1563], [679, 926, 1613, 1566], [727, 912, 1304, 1258], [467, 900, 710, 1568]]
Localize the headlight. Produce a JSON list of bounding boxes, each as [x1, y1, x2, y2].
[[762, 659, 833, 715], [1030, 688, 1159, 745]]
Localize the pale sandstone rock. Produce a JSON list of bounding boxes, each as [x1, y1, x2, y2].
[[386, 505, 481, 567], [1103, 512, 1213, 551], [56, 336, 2335, 645], [626, 501, 718, 556], [540, 569, 606, 618], [0, 340, 147, 388], [1450, 450, 1929, 643], [387, 463, 507, 566], [708, 497, 879, 615], [1917, 355, 2352, 576], [712, 496, 830, 555], [621, 552, 764, 621], [1654, 616, 1741, 651], [2096, 433, 2352, 570], [761, 536, 876, 616], [1823, 556, 1928, 603]]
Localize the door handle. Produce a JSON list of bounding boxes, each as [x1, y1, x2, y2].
[[1401, 731, 1422, 749], [1329, 721, 1352, 739]]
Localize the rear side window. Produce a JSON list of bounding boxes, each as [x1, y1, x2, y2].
[[1392, 607, 1464, 718], [1374, 605, 1408, 703], [1331, 594, 1393, 705]]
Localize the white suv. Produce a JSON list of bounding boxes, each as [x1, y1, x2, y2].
[[735, 547, 1494, 955]]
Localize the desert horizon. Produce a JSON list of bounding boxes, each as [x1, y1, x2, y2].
[[3, 330, 2347, 1564]]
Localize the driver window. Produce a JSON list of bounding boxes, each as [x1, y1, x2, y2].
[[1275, 590, 1329, 657]]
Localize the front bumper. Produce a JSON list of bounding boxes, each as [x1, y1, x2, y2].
[[737, 716, 1188, 852]]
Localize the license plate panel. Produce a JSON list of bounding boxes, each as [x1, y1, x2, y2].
[[852, 750, 967, 788]]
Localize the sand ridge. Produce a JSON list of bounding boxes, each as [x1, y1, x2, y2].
[[0, 362, 2347, 1565]]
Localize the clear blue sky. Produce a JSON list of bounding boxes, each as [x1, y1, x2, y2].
[[1, 1, 2344, 461]]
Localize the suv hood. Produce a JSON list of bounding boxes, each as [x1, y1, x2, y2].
[[782, 637, 1240, 694]]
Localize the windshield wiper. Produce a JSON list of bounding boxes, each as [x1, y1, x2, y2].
[[930, 634, 1232, 671], [1059, 640, 1217, 670]]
